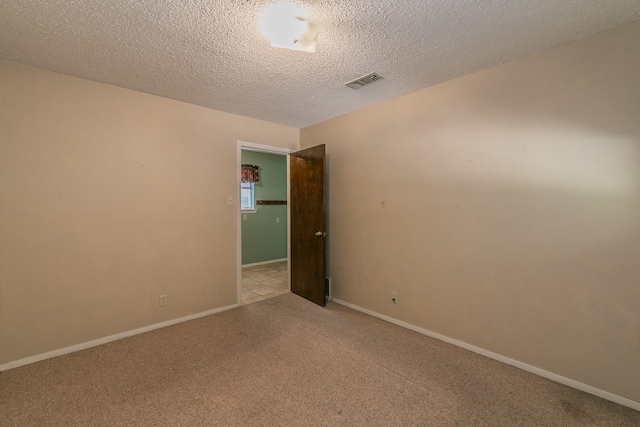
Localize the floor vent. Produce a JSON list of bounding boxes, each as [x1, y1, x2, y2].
[[345, 72, 384, 90]]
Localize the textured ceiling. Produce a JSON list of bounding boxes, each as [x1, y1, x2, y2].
[[1, 1, 639, 128]]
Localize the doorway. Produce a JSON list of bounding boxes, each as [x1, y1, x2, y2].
[[237, 141, 293, 305], [236, 141, 328, 307]]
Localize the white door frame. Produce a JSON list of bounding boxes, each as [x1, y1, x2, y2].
[[236, 141, 293, 305]]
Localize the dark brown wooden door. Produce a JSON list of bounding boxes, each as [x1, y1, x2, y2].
[[290, 144, 326, 306]]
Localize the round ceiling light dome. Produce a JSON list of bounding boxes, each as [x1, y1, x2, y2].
[[259, 2, 320, 53]]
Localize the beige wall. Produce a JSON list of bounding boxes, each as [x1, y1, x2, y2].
[[302, 21, 640, 403], [0, 61, 298, 364]]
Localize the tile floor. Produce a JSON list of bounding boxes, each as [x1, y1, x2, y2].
[[242, 260, 289, 304]]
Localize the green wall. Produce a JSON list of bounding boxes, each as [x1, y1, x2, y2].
[[241, 150, 288, 265]]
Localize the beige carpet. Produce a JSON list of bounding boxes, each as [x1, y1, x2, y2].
[[1, 293, 638, 426]]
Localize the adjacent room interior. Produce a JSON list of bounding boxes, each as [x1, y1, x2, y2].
[[240, 149, 289, 304], [1, 1, 639, 424]]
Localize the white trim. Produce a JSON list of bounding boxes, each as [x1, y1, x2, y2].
[[237, 141, 294, 305], [239, 141, 294, 155], [0, 304, 238, 372], [242, 258, 288, 268], [331, 298, 640, 412]]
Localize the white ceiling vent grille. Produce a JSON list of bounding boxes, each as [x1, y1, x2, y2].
[[345, 72, 384, 90]]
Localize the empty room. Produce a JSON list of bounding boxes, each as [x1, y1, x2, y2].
[[1, 1, 639, 425]]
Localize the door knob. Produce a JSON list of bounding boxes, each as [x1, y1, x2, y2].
[[315, 231, 328, 237]]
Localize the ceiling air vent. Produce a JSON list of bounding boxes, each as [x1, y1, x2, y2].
[[345, 72, 384, 90]]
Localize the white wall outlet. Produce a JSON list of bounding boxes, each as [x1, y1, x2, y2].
[[276, 217, 280, 223], [243, 214, 247, 221], [227, 196, 233, 205], [159, 294, 168, 307], [391, 292, 398, 304]]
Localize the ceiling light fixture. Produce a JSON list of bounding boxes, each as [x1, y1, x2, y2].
[[259, 2, 321, 53]]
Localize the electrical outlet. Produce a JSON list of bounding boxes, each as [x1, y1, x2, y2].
[[276, 217, 280, 223], [391, 292, 398, 304], [159, 294, 168, 307]]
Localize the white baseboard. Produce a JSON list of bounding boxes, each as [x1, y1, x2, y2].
[[331, 298, 640, 412], [0, 304, 239, 372], [242, 258, 287, 268]]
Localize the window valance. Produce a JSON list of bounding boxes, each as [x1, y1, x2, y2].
[[241, 164, 260, 184]]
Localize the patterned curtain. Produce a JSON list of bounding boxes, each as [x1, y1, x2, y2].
[[241, 164, 260, 184]]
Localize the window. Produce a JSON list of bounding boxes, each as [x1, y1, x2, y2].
[[240, 163, 259, 212], [241, 182, 255, 210]]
